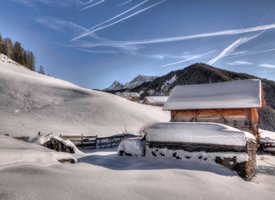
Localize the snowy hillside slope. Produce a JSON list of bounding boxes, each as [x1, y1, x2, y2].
[[0, 54, 169, 137]]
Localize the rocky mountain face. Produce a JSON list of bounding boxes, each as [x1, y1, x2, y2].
[[105, 80, 124, 91], [124, 75, 158, 89], [105, 75, 157, 91], [106, 63, 275, 131]]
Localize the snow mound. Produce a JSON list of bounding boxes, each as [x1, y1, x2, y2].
[[260, 129, 275, 144], [0, 54, 169, 137], [118, 138, 145, 156], [38, 134, 83, 155], [143, 96, 168, 105], [0, 135, 76, 169], [145, 122, 255, 146]]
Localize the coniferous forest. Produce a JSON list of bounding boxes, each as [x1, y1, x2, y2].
[[0, 33, 36, 71]]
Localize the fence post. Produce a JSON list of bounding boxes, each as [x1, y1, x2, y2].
[[81, 133, 83, 147]]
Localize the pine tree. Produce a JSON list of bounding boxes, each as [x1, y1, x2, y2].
[[0, 33, 2, 54], [26, 50, 35, 71], [23, 50, 27, 67], [13, 41, 24, 65], [38, 65, 45, 74], [4, 38, 13, 58]]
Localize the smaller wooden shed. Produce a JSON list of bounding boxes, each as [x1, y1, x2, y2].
[[143, 96, 169, 107], [115, 92, 140, 102], [163, 79, 266, 142]]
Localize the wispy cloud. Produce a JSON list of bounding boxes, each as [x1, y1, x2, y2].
[[74, 48, 117, 54], [118, 0, 132, 7], [73, 0, 165, 39], [80, 0, 95, 5], [226, 61, 253, 65], [36, 17, 121, 54], [36, 17, 87, 33], [122, 23, 275, 45], [81, 0, 105, 10], [71, 40, 142, 54], [73, 0, 149, 41], [161, 49, 217, 68], [259, 64, 275, 68], [10, 0, 79, 7], [229, 51, 249, 56], [225, 48, 275, 59], [207, 31, 264, 65]]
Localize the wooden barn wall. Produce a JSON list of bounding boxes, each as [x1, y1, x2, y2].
[[171, 108, 259, 136]]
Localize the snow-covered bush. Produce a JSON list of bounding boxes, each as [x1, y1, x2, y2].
[[118, 138, 145, 156]]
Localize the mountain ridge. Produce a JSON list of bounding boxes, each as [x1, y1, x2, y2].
[[105, 75, 157, 91], [105, 63, 275, 131]]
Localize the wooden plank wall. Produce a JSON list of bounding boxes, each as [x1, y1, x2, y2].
[[171, 108, 260, 137]]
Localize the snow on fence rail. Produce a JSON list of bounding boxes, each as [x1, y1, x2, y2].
[[7, 132, 141, 150], [59, 134, 140, 149]]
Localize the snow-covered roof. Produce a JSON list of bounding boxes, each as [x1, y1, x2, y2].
[[116, 92, 140, 97], [145, 122, 255, 146], [163, 79, 263, 110], [143, 96, 169, 105]]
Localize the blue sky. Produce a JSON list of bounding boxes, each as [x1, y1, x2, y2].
[[1, 0, 275, 89]]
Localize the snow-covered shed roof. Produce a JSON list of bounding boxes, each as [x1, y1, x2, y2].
[[143, 96, 169, 105], [120, 92, 140, 97], [145, 122, 255, 146], [163, 79, 265, 110], [115, 92, 140, 97]]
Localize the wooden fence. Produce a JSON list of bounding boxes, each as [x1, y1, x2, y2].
[[59, 134, 139, 149], [7, 132, 141, 149]]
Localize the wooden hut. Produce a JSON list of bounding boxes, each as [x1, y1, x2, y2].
[[115, 92, 140, 102], [163, 79, 266, 142], [142, 96, 168, 107]]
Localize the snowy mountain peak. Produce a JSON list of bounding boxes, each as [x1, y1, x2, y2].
[[106, 75, 158, 91], [105, 80, 124, 91], [124, 75, 158, 89]]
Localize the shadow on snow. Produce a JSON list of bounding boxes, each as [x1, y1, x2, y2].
[[78, 153, 237, 177]]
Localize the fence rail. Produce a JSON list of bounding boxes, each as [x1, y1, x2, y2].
[[60, 134, 140, 149], [7, 132, 141, 150]]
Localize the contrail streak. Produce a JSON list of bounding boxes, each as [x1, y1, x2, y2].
[[207, 31, 264, 65], [74, 0, 165, 39], [81, 0, 104, 10], [118, 0, 132, 7], [160, 50, 217, 68], [73, 0, 148, 41], [123, 23, 275, 45]]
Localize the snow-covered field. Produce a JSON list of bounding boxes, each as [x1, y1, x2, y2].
[[0, 54, 169, 137], [1, 54, 275, 200], [1, 135, 275, 200]]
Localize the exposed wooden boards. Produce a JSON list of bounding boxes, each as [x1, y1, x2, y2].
[[170, 108, 261, 138], [172, 109, 251, 118], [261, 87, 266, 109], [146, 142, 247, 152]]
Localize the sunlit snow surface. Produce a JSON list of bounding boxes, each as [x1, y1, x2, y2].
[[0, 54, 169, 137], [1, 136, 275, 200]]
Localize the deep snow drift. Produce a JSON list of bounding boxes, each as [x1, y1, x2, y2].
[[0, 135, 77, 169], [0, 54, 169, 137], [145, 122, 255, 146], [1, 135, 275, 200]]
